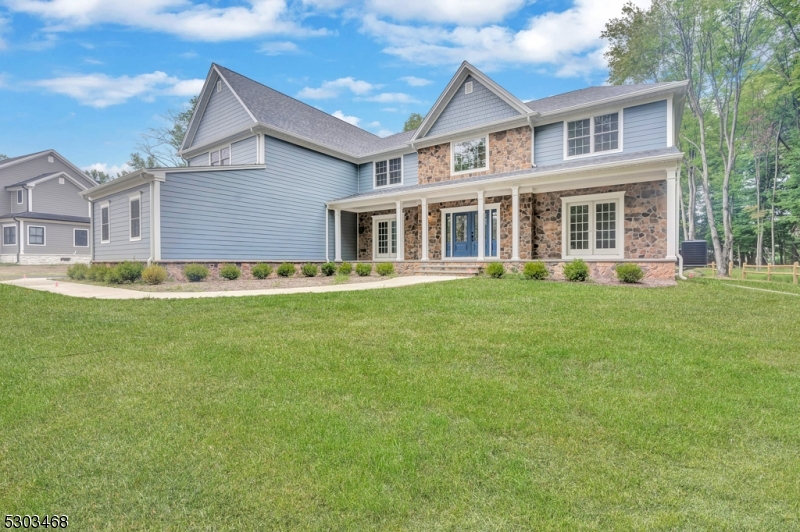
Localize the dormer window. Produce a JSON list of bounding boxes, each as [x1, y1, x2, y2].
[[210, 147, 230, 166], [375, 157, 402, 187], [565, 112, 621, 158]]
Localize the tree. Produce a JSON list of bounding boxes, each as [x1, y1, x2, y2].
[[403, 113, 424, 132], [85, 169, 115, 184], [128, 96, 198, 170], [0, 154, 7, 161]]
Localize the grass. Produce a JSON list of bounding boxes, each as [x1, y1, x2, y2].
[[1, 278, 799, 530], [689, 265, 797, 284]]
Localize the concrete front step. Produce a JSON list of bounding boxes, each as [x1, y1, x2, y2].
[[416, 264, 483, 276]]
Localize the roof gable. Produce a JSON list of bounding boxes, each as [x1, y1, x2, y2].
[[0, 150, 95, 189]]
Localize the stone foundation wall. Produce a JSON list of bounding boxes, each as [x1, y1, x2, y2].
[[15, 254, 91, 265]]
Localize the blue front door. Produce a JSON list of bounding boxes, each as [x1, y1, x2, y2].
[[452, 212, 477, 257]]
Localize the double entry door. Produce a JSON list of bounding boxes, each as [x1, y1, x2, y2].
[[445, 208, 498, 258]]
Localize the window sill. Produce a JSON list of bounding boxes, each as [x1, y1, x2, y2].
[[450, 167, 488, 177], [563, 254, 624, 261], [129, 237, 142, 242], [374, 183, 404, 190], [564, 148, 622, 161]]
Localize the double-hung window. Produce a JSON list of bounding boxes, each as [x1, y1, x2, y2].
[[566, 112, 620, 158], [210, 147, 231, 166], [375, 157, 402, 187], [28, 226, 45, 246], [561, 192, 624, 259], [3, 225, 16, 246], [373, 215, 397, 259], [452, 136, 488, 174], [100, 204, 110, 243], [130, 194, 141, 241], [74, 229, 88, 247]]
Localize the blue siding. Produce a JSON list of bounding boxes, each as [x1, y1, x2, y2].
[[160, 136, 358, 261], [403, 153, 418, 186], [623, 100, 667, 153], [341, 211, 357, 261], [231, 136, 258, 165], [188, 153, 208, 167], [358, 162, 373, 193], [94, 185, 151, 262], [426, 76, 519, 137], [534, 122, 564, 166], [192, 75, 254, 147]]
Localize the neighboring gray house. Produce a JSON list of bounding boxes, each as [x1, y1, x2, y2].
[[82, 62, 687, 280], [1, 150, 95, 264]]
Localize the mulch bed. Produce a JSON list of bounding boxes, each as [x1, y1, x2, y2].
[[126, 274, 390, 292]]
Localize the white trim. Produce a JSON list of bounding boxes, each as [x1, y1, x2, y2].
[[73, 228, 89, 248], [325, 208, 329, 262], [208, 144, 232, 167], [395, 200, 405, 261], [129, 193, 142, 241], [450, 134, 489, 176], [666, 168, 678, 260], [511, 186, 520, 261], [372, 213, 398, 260], [439, 202, 501, 260], [152, 180, 161, 261], [100, 202, 110, 244], [334, 209, 342, 262], [666, 96, 674, 148], [560, 191, 625, 260], [464, 81, 473, 94], [421, 197, 429, 261], [27, 188, 33, 211], [27, 225, 46, 246], [563, 109, 623, 161], [477, 192, 485, 260], [19, 220, 24, 255], [373, 155, 404, 188], [2, 223, 17, 246]]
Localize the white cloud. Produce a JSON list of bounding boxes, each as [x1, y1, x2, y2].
[[331, 110, 360, 126], [32, 71, 205, 108], [364, 92, 420, 104], [366, 0, 526, 25], [2, 0, 325, 41], [84, 162, 131, 176], [0, 17, 9, 50], [83, 58, 103, 65], [399, 75, 431, 86], [297, 77, 377, 99], [258, 41, 299, 55], [377, 129, 394, 137]]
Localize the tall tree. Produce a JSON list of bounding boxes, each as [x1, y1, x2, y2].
[[403, 113, 424, 132], [129, 96, 198, 170], [0, 154, 7, 161]]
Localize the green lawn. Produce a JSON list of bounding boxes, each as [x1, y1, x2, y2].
[[1, 278, 798, 530]]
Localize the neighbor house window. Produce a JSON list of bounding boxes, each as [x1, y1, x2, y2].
[[373, 215, 397, 259], [566, 112, 620, 157], [210, 147, 230, 166], [16, 190, 23, 204], [130, 195, 141, 240], [374, 157, 402, 187], [101, 204, 110, 243], [3, 225, 16, 246], [74, 229, 88, 247], [28, 226, 45, 246], [561, 192, 624, 259], [452, 136, 488, 173]]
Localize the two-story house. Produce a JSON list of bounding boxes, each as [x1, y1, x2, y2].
[[82, 62, 686, 280], [1, 150, 95, 264]]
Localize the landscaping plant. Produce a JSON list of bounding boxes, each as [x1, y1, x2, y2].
[[220, 264, 241, 280], [277, 262, 296, 277], [183, 264, 209, 282], [301, 263, 318, 277], [563, 259, 590, 282], [486, 262, 505, 278], [375, 263, 394, 276], [142, 265, 168, 285], [355, 263, 372, 276], [337, 262, 353, 275], [66, 263, 89, 280], [320, 262, 337, 276], [615, 263, 644, 284], [523, 261, 549, 280], [251, 263, 273, 279], [86, 264, 110, 282]]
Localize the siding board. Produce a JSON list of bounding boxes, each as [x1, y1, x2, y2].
[[623, 100, 667, 152], [93, 186, 151, 262], [231, 136, 258, 165], [192, 76, 254, 147], [22, 221, 91, 256], [31, 178, 88, 217], [426, 76, 519, 137], [534, 122, 564, 166]]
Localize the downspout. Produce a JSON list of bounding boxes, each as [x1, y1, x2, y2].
[[147, 181, 154, 266]]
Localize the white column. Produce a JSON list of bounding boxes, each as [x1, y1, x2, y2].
[[421, 198, 429, 261], [334, 209, 342, 262], [325, 208, 329, 262], [666, 169, 677, 260], [19, 220, 24, 257], [477, 191, 485, 261], [395, 201, 405, 261], [511, 186, 520, 261]]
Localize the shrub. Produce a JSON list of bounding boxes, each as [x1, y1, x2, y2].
[[184, 263, 209, 282], [105, 267, 124, 284], [251, 263, 273, 279], [115, 261, 145, 283], [355, 263, 372, 276], [142, 265, 168, 285], [67, 263, 89, 280], [563, 259, 590, 282], [321, 262, 337, 276], [523, 261, 549, 280], [302, 263, 318, 277], [277, 262, 296, 277], [337, 262, 353, 275], [86, 263, 110, 282], [220, 264, 241, 280], [486, 262, 505, 278], [616, 263, 644, 283], [376, 262, 395, 276]]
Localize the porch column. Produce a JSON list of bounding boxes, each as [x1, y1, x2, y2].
[[477, 191, 485, 261], [334, 208, 342, 262], [666, 169, 677, 260], [421, 197, 429, 261], [511, 186, 520, 261], [395, 200, 405, 261]]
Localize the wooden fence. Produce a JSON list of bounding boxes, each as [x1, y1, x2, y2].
[[707, 262, 799, 284]]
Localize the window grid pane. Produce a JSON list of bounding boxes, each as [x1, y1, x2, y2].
[[569, 205, 589, 250], [130, 199, 141, 239], [220, 147, 230, 166], [211, 151, 220, 166], [75, 230, 88, 247], [568, 119, 591, 156], [375, 160, 388, 187], [389, 158, 402, 185], [29, 227, 44, 245], [453, 138, 486, 172], [4, 226, 16, 245], [594, 113, 619, 152], [101, 207, 109, 241], [391, 221, 397, 254], [378, 221, 388, 254], [595, 202, 616, 249]]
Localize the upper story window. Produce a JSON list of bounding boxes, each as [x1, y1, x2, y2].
[[452, 136, 488, 174], [375, 157, 402, 187], [210, 147, 230, 166], [130, 194, 141, 241], [16, 190, 23, 204], [566, 112, 621, 158], [101, 203, 110, 243]]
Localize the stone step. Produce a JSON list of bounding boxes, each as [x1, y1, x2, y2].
[[416, 264, 483, 276]]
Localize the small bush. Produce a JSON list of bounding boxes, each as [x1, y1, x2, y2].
[[184, 263, 209, 282], [251, 263, 273, 279], [86, 263, 110, 282], [321, 262, 337, 276], [105, 267, 123, 284], [337, 262, 353, 275], [376, 262, 395, 276], [355, 263, 372, 276], [277, 262, 296, 277], [302, 263, 318, 277], [142, 265, 168, 285], [486, 262, 505, 278], [220, 264, 241, 280], [616, 263, 644, 283], [115, 261, 145, 283], [564, 259, 590, 282], [67, 263, 89, 280], [523, 261, 549, 280]]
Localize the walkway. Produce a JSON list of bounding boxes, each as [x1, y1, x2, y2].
[[2, 276, 466, 300]]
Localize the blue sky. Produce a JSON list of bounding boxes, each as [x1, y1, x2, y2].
[[0, 0, 649, 174]]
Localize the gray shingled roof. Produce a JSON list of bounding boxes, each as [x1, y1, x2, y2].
[[0, 150, 50, 169], [332, 147, 681, 202], [525, 83, 678, 115], [217, 65, 414, 158], [7, 172, 60, 188], [0, 211, 90, 223]]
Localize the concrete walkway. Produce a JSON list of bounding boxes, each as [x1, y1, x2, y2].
[[2, 276, 466, 300]]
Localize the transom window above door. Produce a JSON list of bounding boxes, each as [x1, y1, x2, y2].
[[375, 157, 402, 187], [561, 192, 625, 259], [210, 147, 231, 166], [566, 112, 621, 158], [452, 136, 488, 174]]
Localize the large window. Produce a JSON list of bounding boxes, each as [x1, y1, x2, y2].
[[452, 136, 488, 173], [130, 195, 141, 240], [101, 204, 110, 243], [3, 225, 16, 246], [566, 112, 620, 158], [373, 215, 397, 259], [561, 192, 624, 258], [375, 157, 402, 187], [28, 226, 45, 246], [74, 229, 88, 247], [210, 147, 231, 166]]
